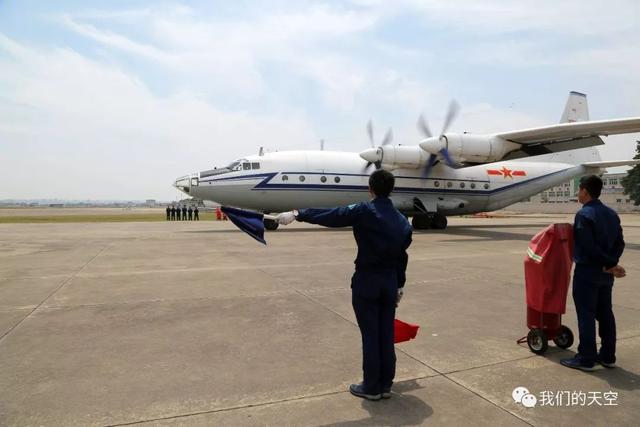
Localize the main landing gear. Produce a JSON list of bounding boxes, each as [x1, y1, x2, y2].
[[411, 213, 448, 230]]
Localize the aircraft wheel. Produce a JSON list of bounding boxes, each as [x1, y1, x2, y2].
[[432, 213, 448, 230], [264, 218, 279, 231], [411, 215, 431, 230]]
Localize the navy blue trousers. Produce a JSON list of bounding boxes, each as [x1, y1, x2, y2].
[[573, 265, 616, 365], [351, 270, 397, 395]]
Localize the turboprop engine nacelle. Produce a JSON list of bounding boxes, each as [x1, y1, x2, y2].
[[359, 145, 432, 170], [419, 133, 521, 163]]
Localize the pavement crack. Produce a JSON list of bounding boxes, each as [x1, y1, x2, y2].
[[393, 348, 535, 426], [103, 389, 347, 426], [39, 290, 295, 309], [255, 267, 358, 329], [0, 244, 109, 344], [103, 375, 436, 427]]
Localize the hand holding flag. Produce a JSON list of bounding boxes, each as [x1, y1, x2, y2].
[[220, 207, 298, 245]]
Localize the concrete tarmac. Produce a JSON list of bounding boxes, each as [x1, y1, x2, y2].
[[1, 214, 639, 426]]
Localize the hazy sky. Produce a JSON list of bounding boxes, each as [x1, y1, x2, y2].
[[1, 1, 639, 200]]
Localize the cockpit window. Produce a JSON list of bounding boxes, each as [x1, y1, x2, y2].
[[251, 162, 260, 170], [199, 159, 251, 178], [228, 161, 242, 171]]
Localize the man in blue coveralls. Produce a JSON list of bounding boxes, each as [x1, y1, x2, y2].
[[276, 170, 412, 400], [561, 175, 626, 371]]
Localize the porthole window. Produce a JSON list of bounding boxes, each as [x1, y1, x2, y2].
[[334, 176, 341, 183], [243, 163, 251, 170], [460, 182, 465, 188], [434, 181, 440, 187], [470, 183, 476, 189], [299, 175, 306, 182], [320, 176, 327, 183], [446, 181, 453, 188], [282, 175, 288, 181], [484, 183, 490, 189]]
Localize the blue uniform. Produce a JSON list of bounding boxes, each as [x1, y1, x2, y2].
[[297, 197, 412, 394], [573, 199, 625, 366]]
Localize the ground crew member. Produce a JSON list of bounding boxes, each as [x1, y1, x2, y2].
[[170, 205, 176, 220], [194, 206, 199, 221], [188, 206, 193, 221], [561, 175, 626, 371], [166, 205, 171, 221], [182, 205, 188, 221], [276, 170, 412, 400]]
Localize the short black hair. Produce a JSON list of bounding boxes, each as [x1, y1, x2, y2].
[[579, 175, 603, 199], [369, 169, 395, 197]]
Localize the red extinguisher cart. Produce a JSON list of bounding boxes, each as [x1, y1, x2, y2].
[[518, 223, 575, 354]]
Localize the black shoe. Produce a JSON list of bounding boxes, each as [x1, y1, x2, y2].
[[349, 383, 381, 401], [560, 356, 596, 372]]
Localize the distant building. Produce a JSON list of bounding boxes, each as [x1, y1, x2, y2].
[[145, 199, 156, 207], [177, 198, 206, 208], [48, 203, 64, 208]]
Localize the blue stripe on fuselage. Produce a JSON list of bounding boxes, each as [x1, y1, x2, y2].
[[202, 167, 574, 196]]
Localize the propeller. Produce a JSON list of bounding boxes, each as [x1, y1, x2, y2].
[[361, 120, 393, 171], [417, 100, 460, 177]]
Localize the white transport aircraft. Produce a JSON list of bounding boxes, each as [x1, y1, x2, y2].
[[174, 92, 640, 230]]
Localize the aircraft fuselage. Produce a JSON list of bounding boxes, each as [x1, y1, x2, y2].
[[175, 150, 595, 216]]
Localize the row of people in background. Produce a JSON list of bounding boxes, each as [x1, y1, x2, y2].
[[166, 205, 199, 221]]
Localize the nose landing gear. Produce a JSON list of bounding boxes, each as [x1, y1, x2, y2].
[[263, 217, 279, 231]]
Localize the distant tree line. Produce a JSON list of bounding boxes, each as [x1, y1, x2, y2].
[[621, 140, 640, 206]]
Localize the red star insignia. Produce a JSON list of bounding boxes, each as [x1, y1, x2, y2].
[[500, 166, 513, 178]]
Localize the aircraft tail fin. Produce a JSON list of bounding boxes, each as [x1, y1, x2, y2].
[[560, 91, 589, 123]]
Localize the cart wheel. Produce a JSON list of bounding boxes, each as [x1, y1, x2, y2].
[[553, 325, 574, 349], [527, 329, 548, 355]]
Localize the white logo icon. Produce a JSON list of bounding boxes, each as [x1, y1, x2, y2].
[[513, 386, 537, 408], [521, 393, 538, 408], [512, 386, 530, 403]]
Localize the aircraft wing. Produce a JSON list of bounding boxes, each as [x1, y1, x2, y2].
[[497, 117, 640, 144], [582, 160, 640, 168], [498, 117, 640, 159]]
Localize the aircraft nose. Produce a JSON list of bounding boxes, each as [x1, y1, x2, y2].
[[174, 175, 191, 195]]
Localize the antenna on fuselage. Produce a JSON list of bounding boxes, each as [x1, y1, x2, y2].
[[259, 146, 264, 156], [320, 139, 325, 151]]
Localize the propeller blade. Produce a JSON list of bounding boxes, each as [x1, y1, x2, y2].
[[417, 114, 432, 138], [381, 128, 393, 146], [422, 153, 438, 178], [439, 147, 456, 167], [441, 100, 460, 135], [366, 120, 374, 148]]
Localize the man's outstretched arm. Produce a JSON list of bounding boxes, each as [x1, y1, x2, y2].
[[278, 204, 363, 228]]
